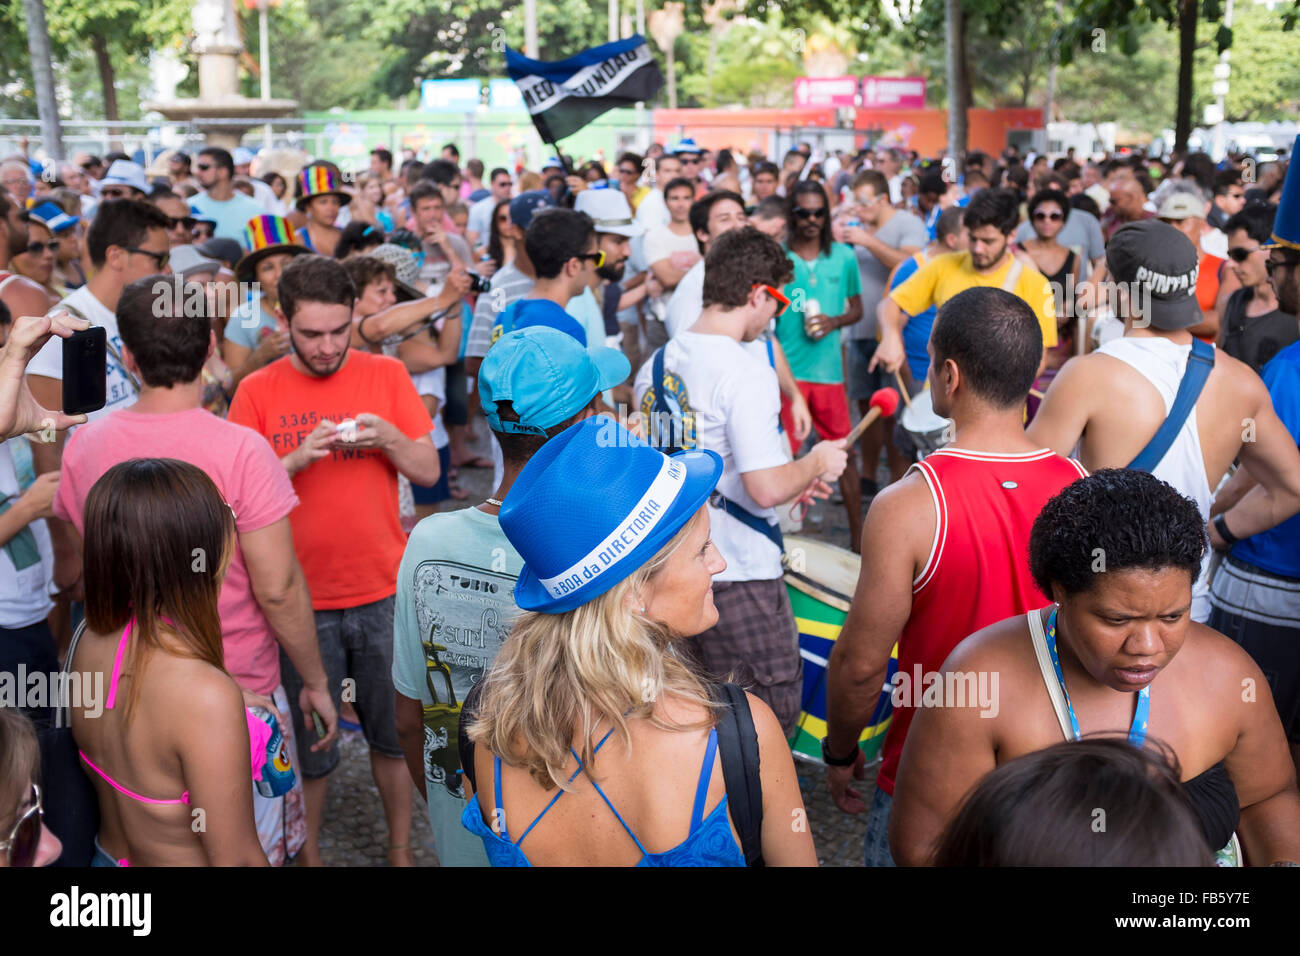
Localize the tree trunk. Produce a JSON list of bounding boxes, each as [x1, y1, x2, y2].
[[1175, 0, 1196, 154], [91, 32, 121, 151], [21, 0, 63, 160], [945, 0, 968, 163], [666, 43, 676, 109]]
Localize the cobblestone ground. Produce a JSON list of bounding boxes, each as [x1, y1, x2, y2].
[[310, 420, 875, 867]]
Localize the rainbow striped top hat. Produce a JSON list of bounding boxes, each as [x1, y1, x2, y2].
[[235, 215, 311, 283], [295, 164, 352, 211], [1262, 135, 1300, 252]]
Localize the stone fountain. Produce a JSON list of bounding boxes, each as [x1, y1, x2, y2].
[[143, 0, 297, 149]]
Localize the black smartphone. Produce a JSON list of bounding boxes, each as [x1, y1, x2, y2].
[[61, 326, 107, 416]]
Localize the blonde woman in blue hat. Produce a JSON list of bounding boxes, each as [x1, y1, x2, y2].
[[459, 416, 817, 867]]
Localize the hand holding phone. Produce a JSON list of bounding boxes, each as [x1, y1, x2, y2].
[[61, 326, 106, 416]]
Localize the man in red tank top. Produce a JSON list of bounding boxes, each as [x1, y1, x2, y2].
[[823, 286, 1087, 866]]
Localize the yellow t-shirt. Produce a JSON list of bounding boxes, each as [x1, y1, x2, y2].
[[889, 251, 1058, 348]]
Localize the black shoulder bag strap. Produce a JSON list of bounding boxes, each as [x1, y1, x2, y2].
[[712, 681, 765, 867], [1127, 338, 1215, 472]]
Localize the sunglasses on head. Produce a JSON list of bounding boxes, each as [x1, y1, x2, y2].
[[794, 207, 826, 220], [25, 240, 57, 255], [577, 250, 607, 268], [0, 783, 43, 867], [1227, 246, 1259, 263], [1033, 210, 1064, 222], [753, 283, 790, 316]]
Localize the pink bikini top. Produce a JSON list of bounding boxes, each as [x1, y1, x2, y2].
[[78, 617, 272, 808]]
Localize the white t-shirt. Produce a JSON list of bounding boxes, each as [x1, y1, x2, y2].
[[634, 330, 786, 582], [664, 259, 705, 340], [634, 188, 669, 230], [29, 285, 138, 424], [663, 262, 773, 364], [466, 195, 497, 244], [643, 226, 700, 321], [411, 368, 449, 449], [0, 439, 54, 629]]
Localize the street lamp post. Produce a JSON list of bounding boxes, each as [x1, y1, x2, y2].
[[243, 0, 280, 148]]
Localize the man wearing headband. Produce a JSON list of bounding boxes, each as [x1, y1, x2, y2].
[[393, 326, 629, 866], [1029, 219, 1300, 623]]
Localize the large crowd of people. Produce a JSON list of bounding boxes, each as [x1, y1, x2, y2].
[[0, 131, 1298, 868]]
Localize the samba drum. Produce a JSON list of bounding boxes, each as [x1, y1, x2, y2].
[[782, 535, 897, 766], [895, 388, 951, 461]]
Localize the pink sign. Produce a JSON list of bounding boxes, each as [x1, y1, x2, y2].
[[860, 76, 927, 109], [793, 76, 859, 109]]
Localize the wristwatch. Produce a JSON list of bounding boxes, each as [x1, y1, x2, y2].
[[1213, 513, 1240, 548], [821, 737, 860, 766]]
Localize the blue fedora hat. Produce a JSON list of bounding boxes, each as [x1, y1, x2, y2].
[[1263, 135, 1300, 251], [500, 416, 722, 614]]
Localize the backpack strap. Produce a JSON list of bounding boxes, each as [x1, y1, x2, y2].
[[712, 682, 764, 866], [650, 346, 684, 456], [710, 491, 784, 553], [1127, 339, 1215, 472]]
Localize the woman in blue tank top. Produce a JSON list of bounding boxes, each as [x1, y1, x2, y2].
[[458, 415, 817, 867]]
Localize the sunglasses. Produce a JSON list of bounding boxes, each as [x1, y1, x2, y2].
[[192, 226, 214, 240], [1227, 246, 1260, 263], [0, 783, 43, 867], [793, 207, 827, 220], [25, 241, 58, 255], [167, 216, 197, 231], [754, 283, 790, 316], [618, 167, 638, 176], [125, 246, 170, 269], [1266, 256, 1300, 274], [1033, 211, 1064, 222], [195, 163, 213, 172], [577, 251, 607, 268]]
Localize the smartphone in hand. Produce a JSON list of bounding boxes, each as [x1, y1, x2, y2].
[[61, 326, 106, 416]]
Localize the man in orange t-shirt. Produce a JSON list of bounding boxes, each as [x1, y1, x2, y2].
[[229, 254, 437, 867]]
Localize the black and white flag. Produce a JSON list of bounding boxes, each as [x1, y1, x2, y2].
[[505, 35, 664, 144]]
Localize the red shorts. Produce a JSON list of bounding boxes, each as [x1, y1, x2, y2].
[[780, 380, 851, 456]]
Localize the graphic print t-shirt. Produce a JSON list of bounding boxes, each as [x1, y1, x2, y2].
[[228, 350, 433, 609], [392, 506, 523, 866], [634, 331, 787, 582]]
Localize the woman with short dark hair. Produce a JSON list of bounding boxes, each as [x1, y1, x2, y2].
[[891, 469, 1300, 866]]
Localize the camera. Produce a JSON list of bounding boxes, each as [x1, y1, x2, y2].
[[466, 272, 491, 294]]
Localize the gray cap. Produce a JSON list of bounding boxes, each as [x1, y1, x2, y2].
[[169, 243, 221, 280]]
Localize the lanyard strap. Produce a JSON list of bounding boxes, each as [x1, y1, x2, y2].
[[1045, 607, 1150, 747]]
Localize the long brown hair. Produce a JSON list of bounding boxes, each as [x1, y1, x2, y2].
[[83, 458, 235, 722]]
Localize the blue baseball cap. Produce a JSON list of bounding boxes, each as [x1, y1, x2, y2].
[[500, 416, 722, 613], [480, 327, 628, 436], [508, 189, 557, 230], [27, 201, 78, 234]]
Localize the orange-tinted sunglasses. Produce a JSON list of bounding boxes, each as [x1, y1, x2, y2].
[[754, 283, 789, 316]]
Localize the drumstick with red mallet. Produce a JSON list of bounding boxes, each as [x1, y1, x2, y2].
[[790, 387, 902, 520]]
